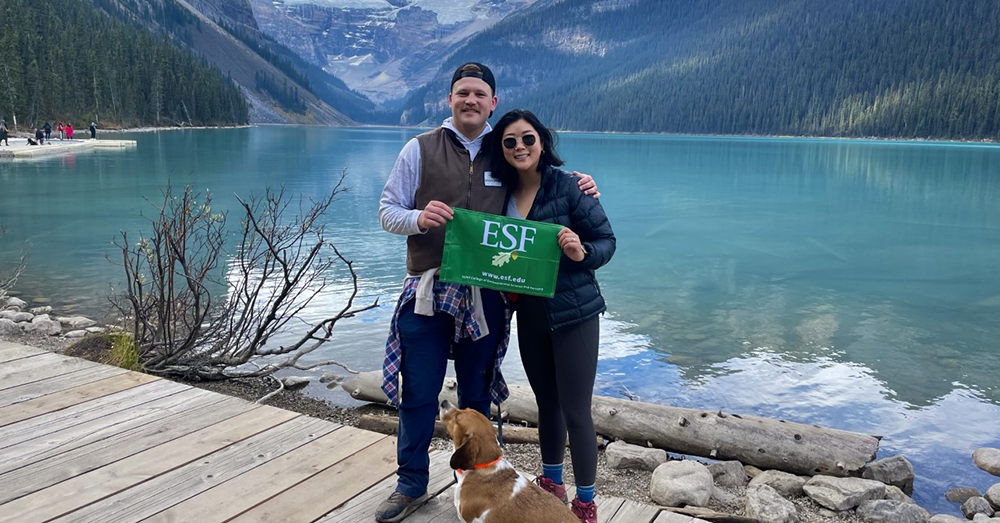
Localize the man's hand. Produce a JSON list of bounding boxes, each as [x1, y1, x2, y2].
[[417, 200, 454, 229], [574, 171, 601, 199], [558, 227, 586, 262]]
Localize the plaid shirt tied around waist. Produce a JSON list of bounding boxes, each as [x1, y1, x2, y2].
[[381, 277, 511, 406]]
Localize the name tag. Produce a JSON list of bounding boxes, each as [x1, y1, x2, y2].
[[484, 171, 503, 187]]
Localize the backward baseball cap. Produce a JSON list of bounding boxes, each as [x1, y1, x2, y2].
[[451, 62, 496, 95]]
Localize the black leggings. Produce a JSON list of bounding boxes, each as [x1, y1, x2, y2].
[[516, 295, 599, 486]]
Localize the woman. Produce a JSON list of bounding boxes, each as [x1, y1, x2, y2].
[[488, 109, 615, 523]]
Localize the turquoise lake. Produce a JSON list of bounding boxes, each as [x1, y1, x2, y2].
[[1, 127, 998, 512]]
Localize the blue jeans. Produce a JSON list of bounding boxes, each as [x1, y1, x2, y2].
[[395, 289, 505, 498]]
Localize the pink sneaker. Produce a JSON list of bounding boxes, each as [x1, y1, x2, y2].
[[534, 476, 567, 503], [571, 497, 597, 523]]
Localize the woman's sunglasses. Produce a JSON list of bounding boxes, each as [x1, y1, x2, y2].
[[502, 134, 537, 149]]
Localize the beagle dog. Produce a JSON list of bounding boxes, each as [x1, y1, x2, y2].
[[439, 400, 578, 523]]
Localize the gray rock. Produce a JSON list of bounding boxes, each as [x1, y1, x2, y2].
[[6, 297, 27, 309], [57, 316, 97, 329], [971, 514, 1000, 523], [31, 314, 51, 323], [650, 460, 714, 508], [23, 319, 61, 336], [930, 515, 970, 523], [0, 310, 17, 320], [712, 488, 741, 507], [857, 499, 928, 523], [279, 376, 310, 391], [29, 306, 52, 315], [746, 485, 800, 523], [749, 470, 808, 499], [974, 449, 1000, 477], [803, 475, 886, 511], [708, 461, 748, 488], [963, 497, 995, 519], [885, 485, 917, 505], [12, 312, 33, 322], [64, 330, 88, 339], [0, 318, 20, 335], [606, 441, 668, 471], [949, 488, 984, 504], [986, 484, 1000, 510], [863, 455, 916, 495], [85, 326, 107, 334]]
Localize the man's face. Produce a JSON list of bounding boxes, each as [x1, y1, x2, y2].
[[448, 77, 497, 130]]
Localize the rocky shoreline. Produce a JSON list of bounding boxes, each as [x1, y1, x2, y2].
[[3, 291, 1000, 523]]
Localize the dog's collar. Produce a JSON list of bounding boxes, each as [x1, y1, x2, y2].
[[455, 455, 503, 474]]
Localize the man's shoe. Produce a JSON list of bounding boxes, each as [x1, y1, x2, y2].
[[534, 476, 568, 503], [374, 490, 429, 523], [571, 497, 597, 523]]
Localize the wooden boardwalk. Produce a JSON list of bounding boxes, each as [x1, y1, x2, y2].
[[0, 341, 685, 523]]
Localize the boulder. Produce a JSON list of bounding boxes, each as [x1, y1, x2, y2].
[[930, 515, 969, 523], [803, 476, 886, 511], [606, 441, 668, 471], [29, 306, 52, 315], [963, 497, 995, 519], [64, 330, 88, 339], [971, 514, 1000, 523], [708, 460, 748, 487], [863, 455, 915, 494], [974, 448, 1000, 477], [948, 488, 984, 504], [650, 460, 714, 508], [712, 488, 741, 507], [746, 485, 800, 523], [749, 470, 808, 498], [23, 318, 61, 336], [885, 485, 917, 504], [0, 310, 18, 320], [85, 326, 107, 334], [857, 500, 928, 523], [6, 297, 27, 309], [57, 316, 97, 329], [279, 376, 310, 391], [31, 314, 52, 323], [12, 312, 33, 322], [986, 484, 1000, 510], [0, 318, 20, 335]]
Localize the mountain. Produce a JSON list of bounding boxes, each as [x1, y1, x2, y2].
[[402, 0, 1000, 140], [0, 0, 247, 128], [89, 0, 361, 125], [247, 0, 541, 107]]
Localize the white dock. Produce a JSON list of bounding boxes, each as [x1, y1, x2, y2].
[[0, 138, 136, 159]]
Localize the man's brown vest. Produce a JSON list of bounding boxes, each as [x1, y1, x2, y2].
[[407, 127, 506, 273]]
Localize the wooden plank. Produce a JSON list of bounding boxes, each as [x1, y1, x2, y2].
[[597, 496, 626, 523], [0, 377, 181, 440], [607, 498, 661, 523], [319, 449, 455, 523], [404, 485, 461, 523], [145, 425, 389, 523], [0, 370, 162, 428], [0, 364, 127, 408], [653, 512, 711, 523], [0, 396, 254, 504], [0, 387, 222, 477], [0, 352, 99, 391], [0, 405, 300, 523], [0, 344, 47, 364], [230, 436, 398, 523]]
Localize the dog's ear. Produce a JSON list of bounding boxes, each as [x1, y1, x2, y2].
[[450, 432, 479, 470]]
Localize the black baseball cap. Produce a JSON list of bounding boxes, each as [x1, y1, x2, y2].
[[451, 62, 496, 94]]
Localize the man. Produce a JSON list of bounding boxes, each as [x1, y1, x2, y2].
[[376, 62, 597, 522]]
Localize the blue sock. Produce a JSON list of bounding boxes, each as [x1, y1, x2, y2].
[[576, 484, 595, 503], [542, 462, 563, 484]]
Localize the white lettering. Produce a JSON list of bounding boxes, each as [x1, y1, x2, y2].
[[500, 224, 519, 250], [481, 221, 501, 247], [518, 227, 537, 252]]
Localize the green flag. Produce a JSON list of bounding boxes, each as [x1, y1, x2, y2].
[[440, 208, 563, 298]]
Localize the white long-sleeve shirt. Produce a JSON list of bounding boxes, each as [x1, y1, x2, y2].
[[378, 118, 493, 236]]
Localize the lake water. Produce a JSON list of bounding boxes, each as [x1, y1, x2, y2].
[[1, 127, 999, 512]]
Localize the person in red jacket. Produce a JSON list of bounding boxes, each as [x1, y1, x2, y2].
[[66, 122, 74, 140]]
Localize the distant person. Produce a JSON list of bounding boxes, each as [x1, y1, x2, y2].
[[43, 121, 52, 141], [89, 122, 96, 139], [34, 127, 45, 145], [0, 119, 8, 146], [57, 121, 64, 140], [27, 136, 38, 146], [65, 122, 74, 140]]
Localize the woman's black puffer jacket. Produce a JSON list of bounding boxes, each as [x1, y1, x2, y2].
[[521, 166, 616, 330]]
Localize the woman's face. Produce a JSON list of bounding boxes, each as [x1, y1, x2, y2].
[[501, 119, 543, 175]]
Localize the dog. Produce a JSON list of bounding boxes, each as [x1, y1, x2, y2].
[[439, 400, 579, 523]]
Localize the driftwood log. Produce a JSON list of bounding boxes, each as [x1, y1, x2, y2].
[[342, 371, 880, 477], [357, 414, 598, 447]]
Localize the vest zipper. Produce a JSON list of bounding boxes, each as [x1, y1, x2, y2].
[[467, 158, 474, 208]]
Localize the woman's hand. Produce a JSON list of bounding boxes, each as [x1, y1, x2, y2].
[[574, 171, 601, 199], [558, 227, 586, 262]]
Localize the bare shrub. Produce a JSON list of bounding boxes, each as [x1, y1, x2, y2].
[[0, 224, 29, 296]]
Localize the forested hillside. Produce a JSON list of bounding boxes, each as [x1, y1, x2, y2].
[[403, 0, 1000, 140], [0, 0, 248, 129]]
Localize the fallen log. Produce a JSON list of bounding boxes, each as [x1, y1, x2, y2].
[[341, 371, 880, 477], [357, 414, 595, 447]]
